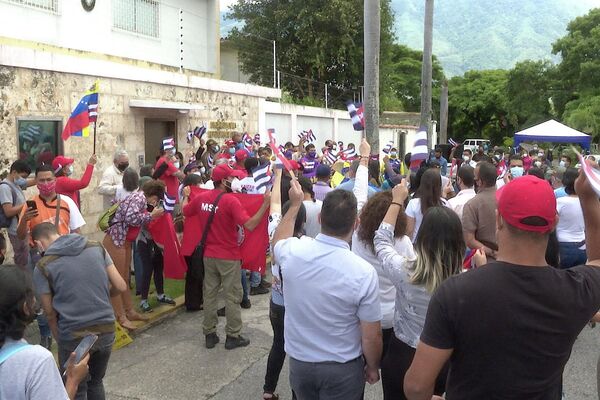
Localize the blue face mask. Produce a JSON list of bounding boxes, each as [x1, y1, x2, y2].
[[228, 148, 235, 155], [15, 177, 27, 189], [510, 166, 524, 178]]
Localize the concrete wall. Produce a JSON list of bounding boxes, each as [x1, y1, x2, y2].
[[0, 0, 218, 74], [220, 45, 250, 84], [0, 65, 263, 234]]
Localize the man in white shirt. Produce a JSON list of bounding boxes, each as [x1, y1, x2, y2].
[[448, 165, 476, 219], [98, 149, 129, 209], [273, 180, 382, 400]]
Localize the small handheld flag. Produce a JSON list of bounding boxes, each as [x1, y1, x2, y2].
[[254, 133, 261, 145], [341, 147, 357, 160], [163, 193, 177, 213], [62, 81, 99, 140], [382, 141, 394, 154], [410, 128, 428, 171], [242, 132, 254, 150], [346, 101, 365, 131], [252, 162, 272, 194], [267, 129, 293, 171], [575, 148, 600, 198], [297, 129, 316, 144], [323, 145, 339, 164], [448, 138, 459, 147], [163, 137, 176, 152]]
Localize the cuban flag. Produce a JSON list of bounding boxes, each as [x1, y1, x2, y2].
[[188, 125, 207, 143], [252, 162, 272, 194], [382, 140, 394, 154], [61, 81, 99, 140], [254, 133, 261, 145], [242, 132, 254, 150], [324, 145, 339, 164], [448, 138, 459, 147], [341, 147, 357, 160], [207, 153, 214, 169], [163, 193, 177, 213], [162, 137, 176, 152], [267, 129, 293, 171], [410, 128, 428, 171], [346, 101, 365, 131], [298, 129, 316, 144]]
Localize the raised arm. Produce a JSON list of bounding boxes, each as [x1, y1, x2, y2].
[[272, 179, 303, 249], [575, 167, 600, 264], [353, 138, 371, 214], [271, 167, 283, 215]]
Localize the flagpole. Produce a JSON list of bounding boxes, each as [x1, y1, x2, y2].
[[93, 121, 97, 154]]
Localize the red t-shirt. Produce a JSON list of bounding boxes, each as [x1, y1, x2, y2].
[[155, 156, 180, 201], [183, 189, 251, 260]]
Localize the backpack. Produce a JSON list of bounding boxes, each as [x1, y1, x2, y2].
[[97, 203, 119, 232], [0, 182, 18, 228]]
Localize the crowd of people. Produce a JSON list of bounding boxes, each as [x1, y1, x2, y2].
[[1, 130, 600, 400]]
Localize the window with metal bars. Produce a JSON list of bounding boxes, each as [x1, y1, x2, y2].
[[6, 0, 58, 12], [113, 0, 160, 38]]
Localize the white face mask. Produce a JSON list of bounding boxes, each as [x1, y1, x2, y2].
[[463, 155, 470, 162], [66, 165, 74, 176], [230, 178, 243, 193], [534, 161, 542, 168], [559, 160, 566, 168], [173, 161, 181, 169]]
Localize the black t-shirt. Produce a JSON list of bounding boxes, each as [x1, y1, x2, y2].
[[421, 262, 600, 400]]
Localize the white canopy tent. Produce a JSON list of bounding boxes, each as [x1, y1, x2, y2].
[[514, 119, 592, 150]]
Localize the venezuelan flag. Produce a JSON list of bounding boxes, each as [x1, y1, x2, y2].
[[61, 81, 99, 141]]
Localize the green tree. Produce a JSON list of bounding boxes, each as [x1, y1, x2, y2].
[[505, 60, 554, 129], [386, 44, 445, 112], [563, 95, 600, 139], [227, 0, 396, 109], [448, 70, 510, 144]]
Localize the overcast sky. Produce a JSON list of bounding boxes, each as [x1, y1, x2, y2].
[[220, 0, 236, 11]]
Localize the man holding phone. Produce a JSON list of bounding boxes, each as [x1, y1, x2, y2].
[[32, 222, 127, 400]]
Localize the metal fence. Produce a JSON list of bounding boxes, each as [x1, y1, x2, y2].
[[5, 0, 58, 13], [112, 0, 160, 38]]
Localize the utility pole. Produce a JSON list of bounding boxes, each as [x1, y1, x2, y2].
[[364, 0, 380, 152], [439, 79, 448, 145], [419, 0, 434, 146]]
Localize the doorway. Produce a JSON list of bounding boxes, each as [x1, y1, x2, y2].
[[144, 119, 176, 165]]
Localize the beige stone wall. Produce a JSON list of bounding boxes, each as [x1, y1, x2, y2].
[[0, 66, 259, 235]]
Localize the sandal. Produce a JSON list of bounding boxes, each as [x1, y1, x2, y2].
[[118, 317, 138, 331], [263, 393, 279, 400]]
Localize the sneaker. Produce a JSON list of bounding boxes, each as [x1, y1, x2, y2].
[[250, 286, 270, 296], [157, 295, 176, 305], [225, 335, 250, 350], [40, 336, 52, 350], [205, 333, 220, 349], [140, 301, 153, 313], [217, 307, 226, 317], [240, 298, 251, 309]]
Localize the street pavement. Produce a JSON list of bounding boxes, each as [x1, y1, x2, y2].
[[105, 292, 600, 400]]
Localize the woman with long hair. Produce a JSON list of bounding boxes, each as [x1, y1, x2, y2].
[[263, 168, 305, 400], [374, 181, 485, 400], [0, 265, 89, 399], [556, 168, 587, 269], [104, 169, 163, 331], [405, 168, 448, 242]]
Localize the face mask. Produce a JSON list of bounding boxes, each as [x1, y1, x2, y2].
[[117, 162, 129, 172], [65, 165, 74, 176], [212, 145, 220, 153], [15, 177, 28, 189], [174, 161, 181, 169], [37, 181, 56, 197], [284, 150, 293, 159], [538, 153, 544, 158], [230, 178, 242, 193], [534, 161, 542, 168], [494, 154, 502, 161], [195, 167, 206, 175], [308, 151, 316, 158], [510, 166, 524, 178], [228, 148, 235, 156], [559, 160, 566, 168], [463, 155, 470, 162]]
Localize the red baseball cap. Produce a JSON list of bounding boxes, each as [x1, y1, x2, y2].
[[52, 155, 74, 172], [211, 163, 235, 182], [235, 149, 249, 162], [496, 175, 557, 233]]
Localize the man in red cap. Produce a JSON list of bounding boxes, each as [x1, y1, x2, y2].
[[404, 174, 600, 400], [182, 163, 270, 350], [53, 154, 97, 209], [234, 149, 249, 177]]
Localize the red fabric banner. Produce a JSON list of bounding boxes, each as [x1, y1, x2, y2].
[[147, 213, 188, 279]]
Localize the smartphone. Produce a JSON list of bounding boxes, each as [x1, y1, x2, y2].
[[63, 334, 98, 370], [146, 203, 155, 212], [26, 200, 37, 210], [158, 199, 164, 209]]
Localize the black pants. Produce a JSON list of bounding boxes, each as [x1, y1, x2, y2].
[[381, 334, 447, 400], [263, 300, 291, 394], [137, 239, 164, 300], [382, 327, 393, 360], [184, 251, 204, 311]]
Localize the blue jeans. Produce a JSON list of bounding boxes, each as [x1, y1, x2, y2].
[[559, 242, 587, 269], [132, 241, 144, 295], [241, 270, 249, 301], [58, 332, 115, 400]]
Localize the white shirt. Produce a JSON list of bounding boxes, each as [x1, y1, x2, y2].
[[406, 197, 449, 242], [302, 199, 322, 238], [352, 232, 415, 330], [59, 194, 86, 231], [98, 165, 124, 209], [556, 195, 586, 245], [238, 176, 258, 194], [274, 234, 381, 363], [114, 187, 134, 202], [448, 188, 476, 219]]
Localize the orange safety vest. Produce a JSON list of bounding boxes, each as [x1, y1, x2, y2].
[[22, 195, 71, 245]]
